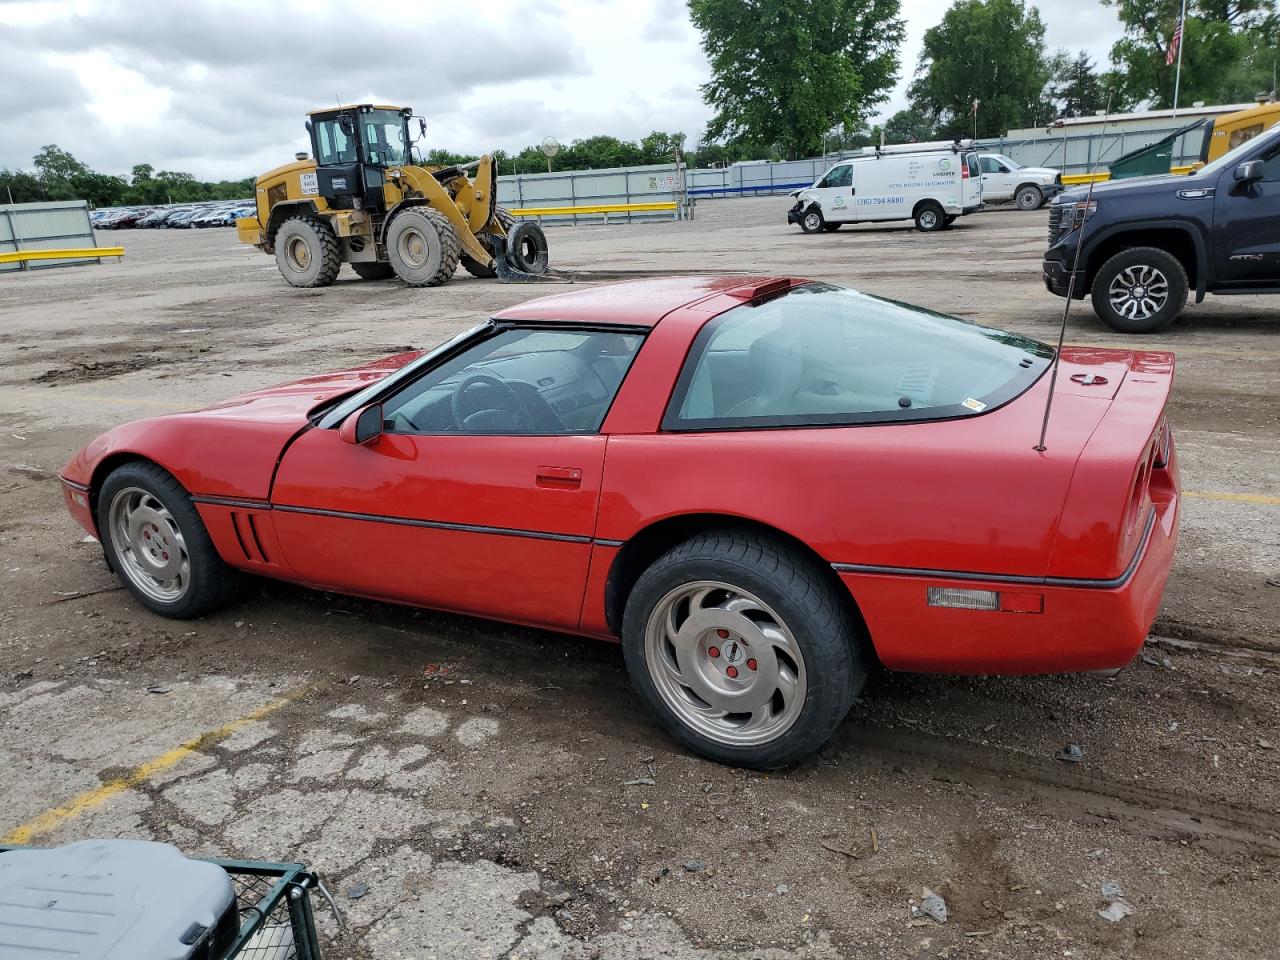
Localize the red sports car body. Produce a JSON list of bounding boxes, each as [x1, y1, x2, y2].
[[60, 276, 1179, 766]]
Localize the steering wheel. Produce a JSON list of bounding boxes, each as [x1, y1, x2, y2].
[[450, 371, 530, 431]]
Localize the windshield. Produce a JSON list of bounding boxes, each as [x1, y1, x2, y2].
[[1194, 122, 1280, 178], [997, 155, 1022, 170], [664, 283, 1053, 430], [361, 109, 409, 166]]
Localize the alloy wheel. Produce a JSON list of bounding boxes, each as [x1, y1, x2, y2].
[[1108, 264, 1169, 321], [108, 486, 190, 603], [643, 580, 807, 747]]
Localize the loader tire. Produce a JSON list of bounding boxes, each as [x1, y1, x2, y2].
[[386, 207, 460, 287], [274, 216, 341, 287], [461, 207, 515, 279], [350, 261, 395, 281]]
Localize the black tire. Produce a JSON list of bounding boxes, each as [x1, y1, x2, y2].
[[798, 206, 825, 234], [505, 220, 550, 275], [350, 261, 395, 281], [621, 530, 872, 770], [821, 222, 842, 232], [96, 461, 241, 619], [1090, 246, 1188, 334], [461, 207, 515, 278], [385, 207, 460, 287], [914, 201, 945, 232], [273, 216, 341, 287], [1015, 184, 1045, 210]]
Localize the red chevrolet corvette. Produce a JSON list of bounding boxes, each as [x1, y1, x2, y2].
[[60, 277, 1179, 767]]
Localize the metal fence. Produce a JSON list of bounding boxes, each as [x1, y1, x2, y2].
[[977, 124, 1205, 175], [496, 164, 685, 223], [0, 200, 99, 273]]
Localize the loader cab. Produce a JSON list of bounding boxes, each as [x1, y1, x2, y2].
[[306, 104, 412, 210]]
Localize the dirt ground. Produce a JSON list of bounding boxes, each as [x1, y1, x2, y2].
[[1, 199, 1278, 959]]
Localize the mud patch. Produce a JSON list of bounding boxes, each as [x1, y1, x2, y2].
[[34, 354, 167, 385]]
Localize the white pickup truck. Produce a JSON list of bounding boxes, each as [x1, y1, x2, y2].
[[977, 154, 1063, 210]]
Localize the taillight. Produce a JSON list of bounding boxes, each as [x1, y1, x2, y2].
[[961, 164, 970, 179]]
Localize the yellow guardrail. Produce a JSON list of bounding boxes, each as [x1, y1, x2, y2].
[[0, 247, 125, 265], [508, 201, 678, 217], [1060, 173, 1110, 185]]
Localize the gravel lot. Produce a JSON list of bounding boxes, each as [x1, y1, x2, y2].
[[1, 199, 1278, 959]]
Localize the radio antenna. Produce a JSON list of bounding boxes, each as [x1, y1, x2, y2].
[[1034, 92, 1115, 452]]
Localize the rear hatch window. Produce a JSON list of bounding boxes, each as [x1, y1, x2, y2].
[[664, 282, 1054, 430]]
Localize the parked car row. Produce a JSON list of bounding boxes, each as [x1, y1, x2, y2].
[[91, 202, 254, 230]]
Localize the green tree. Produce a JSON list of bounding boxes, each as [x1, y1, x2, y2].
[[688, 0, 906, 159], [1103, 0, 1279, 108], [1044, 51, 1112, 118], [908, 0, 1050, 139], [882, 107, 935, 143]]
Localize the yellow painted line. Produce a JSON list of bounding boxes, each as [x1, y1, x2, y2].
[[0, 247, 124, 264], [1, 686, 310, 845], [509, 201, 677, 216], [1185, 490, 1280, 506]]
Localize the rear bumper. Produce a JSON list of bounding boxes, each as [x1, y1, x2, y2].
[[837, 491, 1179, 675]]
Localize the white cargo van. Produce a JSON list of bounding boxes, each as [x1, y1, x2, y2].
[[787, 140, 984, 233]]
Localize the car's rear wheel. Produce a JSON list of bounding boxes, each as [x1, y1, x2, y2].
[[97, 461, 241, 619], [621, 531, 870, 769], [1091, 246, 1188, 334], [799, 206, 825, 234], [914, 201, 944, 232], [1015, 184, 1045, 210]]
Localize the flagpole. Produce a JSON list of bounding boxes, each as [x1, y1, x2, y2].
[[1171, 0, 1187, 117]]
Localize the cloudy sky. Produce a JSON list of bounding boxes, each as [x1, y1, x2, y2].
[[1, 0, 1126, 181]]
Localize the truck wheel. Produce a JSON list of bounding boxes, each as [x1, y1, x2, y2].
[[799, 206, 825, 234], [914, 201, 945, 232], [1015, 184, 1045, 210], [274, 216, 341, 287], [1091, 247, 1188, 334], [462, 207, 515, 278], [350, 262, 394, 280], [97, 461, 241, 619], [621, 530, 872, 770], [386, 207, 461, 287]]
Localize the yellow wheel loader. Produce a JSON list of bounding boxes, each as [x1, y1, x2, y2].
[[237, 104, 551, 287]]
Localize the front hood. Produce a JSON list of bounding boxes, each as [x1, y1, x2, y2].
[[1056, 173, 1188, 203], [201, 349, 425, 422], [1019, 167, 1060, 179], [61, 350, 424, 501]]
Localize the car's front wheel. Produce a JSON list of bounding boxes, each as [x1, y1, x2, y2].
[[97, 461, 241, 619], [621, 531, 870, 769], [1090, 246, 1188, 334], [799, 206, 825, 234], [1015, 184, 1045, 210]]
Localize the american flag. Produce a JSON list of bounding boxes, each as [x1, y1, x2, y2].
[[1166, 17, 1183, 66]]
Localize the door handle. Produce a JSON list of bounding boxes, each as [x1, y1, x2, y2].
[[536, 466, 583, 489]]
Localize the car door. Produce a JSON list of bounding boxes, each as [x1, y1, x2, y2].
[[810, 163, 855, 222], [980, 156, 1014, 201], [269, 325, 645, 631], [1212, 139, 1280, 287]]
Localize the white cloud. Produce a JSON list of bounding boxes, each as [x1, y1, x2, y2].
[[1, 0, 1126, 179]]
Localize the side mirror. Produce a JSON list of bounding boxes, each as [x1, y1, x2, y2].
[[339, 403, 384, 445], [1234, 160, 1264, 184], [418, 118, 426, 136], [304, 120, 313, 135]]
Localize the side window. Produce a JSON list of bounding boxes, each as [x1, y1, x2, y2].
[[980, 156, 1001, 174], [818, 164, 852, 188], [1230, 124, 1264, 150], [966, 153, 981, 178], [1259, 142, 1280, 181], [315, 120, 355, 166], [381, 328, 644, 435]]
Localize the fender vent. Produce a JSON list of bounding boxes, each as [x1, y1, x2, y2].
[[230, 512, 270, 564]]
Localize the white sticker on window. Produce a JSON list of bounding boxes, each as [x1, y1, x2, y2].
[[299, 171, 319, 195], [962, 397, 987, 412]]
